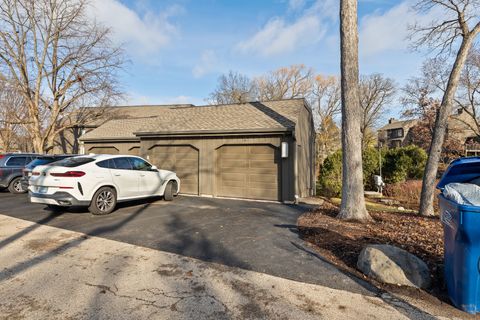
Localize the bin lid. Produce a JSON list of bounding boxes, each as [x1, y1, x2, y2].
[[437, 157, 480, 189]]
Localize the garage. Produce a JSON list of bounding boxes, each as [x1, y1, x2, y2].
[[216, 145, 280, 201], [80, 99, 315, 202], [148, 145, 199, 195]]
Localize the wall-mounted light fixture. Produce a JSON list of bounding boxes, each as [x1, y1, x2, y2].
[[281, 142, 289, 158]]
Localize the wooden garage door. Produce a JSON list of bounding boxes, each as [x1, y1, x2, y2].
[[88, 146, 119, 154], [148, 145, 199, 195], [216, 145, 280, 201]]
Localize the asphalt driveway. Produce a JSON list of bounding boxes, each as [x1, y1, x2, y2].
[[0, 191, 376, 296]]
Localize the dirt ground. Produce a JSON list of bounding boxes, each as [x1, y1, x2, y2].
[[297, 200, 454, 307]]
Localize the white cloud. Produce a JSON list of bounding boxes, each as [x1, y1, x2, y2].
[[192, 50, 218, 78], [88, 0, 182, 57], [236, 0, 336, 57], [359, 1, 441, 57], [288, 0, 305, 11], [236, 16, 322, 57]]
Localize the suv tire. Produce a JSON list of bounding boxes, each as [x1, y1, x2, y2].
[[89, 187, 117, 215], [8, 177, 26, 194], [164, 181, 175, 201]]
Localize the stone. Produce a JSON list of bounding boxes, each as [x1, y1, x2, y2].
[[357, 244, 431, 289]]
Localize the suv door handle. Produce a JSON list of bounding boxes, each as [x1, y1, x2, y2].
[[140, 174, 145, 177], [114, 174, 121, 176]]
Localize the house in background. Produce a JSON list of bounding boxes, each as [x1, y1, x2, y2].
[[377, 109, 480, 155], [377, 118, 418, 148], [79, 99, 315, 203]]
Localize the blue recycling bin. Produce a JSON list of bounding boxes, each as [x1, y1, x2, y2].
[[438, 157, 480, 314]]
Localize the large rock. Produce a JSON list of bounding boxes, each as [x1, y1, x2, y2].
[[357, 244, 431, 289]]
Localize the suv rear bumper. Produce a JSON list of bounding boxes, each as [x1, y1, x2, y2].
[[29, 191, 90, 207]]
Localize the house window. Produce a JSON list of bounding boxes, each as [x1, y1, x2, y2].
[[388, 128, 403, 138]]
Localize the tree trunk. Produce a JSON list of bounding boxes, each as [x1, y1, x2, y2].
[[419, 35, 475, 217], [337, 0, 370, 221]]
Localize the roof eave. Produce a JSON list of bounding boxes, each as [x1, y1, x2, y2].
[[80, 137, 140, 143], [134, 127, 293, 137]]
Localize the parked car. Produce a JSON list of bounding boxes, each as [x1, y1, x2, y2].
[[21, 155, 78, 191], [0, 153, 40, 193], [28, 154, 180, 215]]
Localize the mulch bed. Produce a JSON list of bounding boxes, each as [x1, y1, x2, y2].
[[298, 200, 446, 299]]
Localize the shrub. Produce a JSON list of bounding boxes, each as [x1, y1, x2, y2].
[[317, 147, 381, 197], [317, 145, 427, 197], [383, 180, 422, 209], [383, 179, 439, 211], [382, 146, 427, 183], [362, 147, 381, 190], [317, 150, 342, 197]]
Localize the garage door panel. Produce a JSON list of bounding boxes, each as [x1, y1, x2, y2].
[[249, 160, 277, 168], [148, 145, 199, 195], [248, 145, 274, 154], [220, 173, 246, 181], [219, 146, 247, 154], [219, 186, 246, 198], [247, 153, 275, 160], [249, 174, 277, 183], [216, 144, 280, 201], [247, 188, 278, 200], [246, 167, 278, 175], [219, 160, 248, 168], [218, 153, 250, 160], [175, 159, 198, 166]]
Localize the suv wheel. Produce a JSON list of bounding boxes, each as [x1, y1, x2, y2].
[[89, 187, 117, 215], [8, 177, 25, 194], [164, 181, 175, 201]]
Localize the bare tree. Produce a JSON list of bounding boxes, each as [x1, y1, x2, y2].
[[207, 71, 256, 104], [410, 0, 480, 216], [455, 47, 480, 135], [311, 75, 341, 124], [310, 75, 341, 167], [0, 78, 28, 151], [338, 0, 370, 221], [0, 0, 124, 153], [255, 64, 314, 101], [359, 74, 396, 149]]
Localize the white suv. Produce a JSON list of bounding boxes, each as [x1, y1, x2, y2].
[[28, 154, 180, 215]]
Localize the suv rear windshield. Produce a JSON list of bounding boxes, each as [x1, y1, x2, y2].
[[27, 157, 67, 168], [49, 157, 94, 168]]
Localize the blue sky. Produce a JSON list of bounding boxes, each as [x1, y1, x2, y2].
[[90, 0, 435, 116]]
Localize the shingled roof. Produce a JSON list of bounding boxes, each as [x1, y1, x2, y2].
[[80, 99, 306, 141], [378, 119, 418, 131]]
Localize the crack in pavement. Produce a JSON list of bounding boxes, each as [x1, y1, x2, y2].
[[84, 282, 231, 316]]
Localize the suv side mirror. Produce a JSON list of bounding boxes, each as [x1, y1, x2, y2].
[[150, 165, 158, 171]]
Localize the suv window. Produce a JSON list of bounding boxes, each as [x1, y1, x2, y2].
[[96, 159, 116, 169], [113, 157, 133, 170], [130, 157, 152, 171], [51, 157, 95, 168], [6, 156, 28, 167]]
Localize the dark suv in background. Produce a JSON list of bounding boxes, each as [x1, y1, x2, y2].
[[0, 153, 39, 193], [20, 155, 77, 191]]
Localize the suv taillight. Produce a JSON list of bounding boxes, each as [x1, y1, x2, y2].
[[50, 171, 85, 177], [32, 172, 40, 176]]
